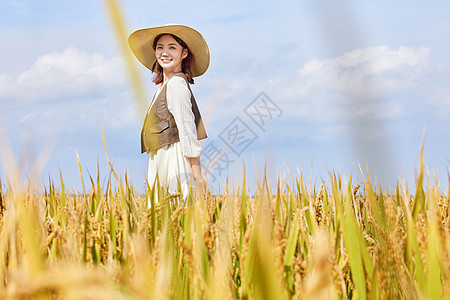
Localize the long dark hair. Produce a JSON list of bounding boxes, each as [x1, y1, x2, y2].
[[151, 33, 195, 84]]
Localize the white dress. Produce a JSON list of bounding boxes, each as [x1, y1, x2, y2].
[[147, 75, 202, 204]]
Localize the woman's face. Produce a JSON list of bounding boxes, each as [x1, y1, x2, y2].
[[155, 34, 188, 75]]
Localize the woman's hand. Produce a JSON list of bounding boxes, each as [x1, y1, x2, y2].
[[187, 156, 208, 192], [194, 174, 207, 191]]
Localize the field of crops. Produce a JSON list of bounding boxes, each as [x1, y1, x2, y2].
[[0, 148, 449, 300]]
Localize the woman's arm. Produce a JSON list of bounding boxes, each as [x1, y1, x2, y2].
[[166, 76, 202, 157], [166, 76, 207, 191]]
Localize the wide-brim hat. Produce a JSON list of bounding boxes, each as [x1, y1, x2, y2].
[[128, 24, 210, 77]]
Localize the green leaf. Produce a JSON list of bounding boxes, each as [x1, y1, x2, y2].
[[284, 210, 301, 266]]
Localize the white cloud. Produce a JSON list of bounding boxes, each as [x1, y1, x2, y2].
[[0, 47, 138, 145], [260, 45, 431, 125], [300, 46, 428, 76], [296, 46, 430, 99], [0, 47, 126, 104], [20, 112, 36, 122], [200, 45, 436, 144]]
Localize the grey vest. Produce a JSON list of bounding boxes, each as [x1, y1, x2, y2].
[[141, 72, 207, 153]]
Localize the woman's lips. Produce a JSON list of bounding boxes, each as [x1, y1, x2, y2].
[[161, 59, 172, 64]]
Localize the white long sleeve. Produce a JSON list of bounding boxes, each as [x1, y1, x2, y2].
[[166, 76, 202, 158]]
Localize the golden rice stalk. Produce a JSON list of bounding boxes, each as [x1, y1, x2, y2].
[[103, 0, 147, 117], [303, 230, 334, 299]]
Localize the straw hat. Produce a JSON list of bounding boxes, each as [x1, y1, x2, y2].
[[128, 24, 210, 77]]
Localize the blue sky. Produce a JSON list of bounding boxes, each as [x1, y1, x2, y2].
[[0, 0, 449, 193]]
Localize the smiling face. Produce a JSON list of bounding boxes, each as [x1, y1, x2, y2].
[[154, 34, 188, 77]]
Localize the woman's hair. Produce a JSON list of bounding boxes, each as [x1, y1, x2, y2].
[[151, 33, 195, 84]]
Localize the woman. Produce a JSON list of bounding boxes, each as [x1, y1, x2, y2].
[[128, 24, 209, 203]]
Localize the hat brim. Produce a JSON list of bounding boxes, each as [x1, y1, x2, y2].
[[128, 24, 210, 77]]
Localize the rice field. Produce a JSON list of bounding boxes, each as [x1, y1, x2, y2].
[[0, 146, 449, 300], [2, 4, 449, 296]]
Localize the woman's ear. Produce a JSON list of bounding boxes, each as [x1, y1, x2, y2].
[[182, 48, 188, 60]]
